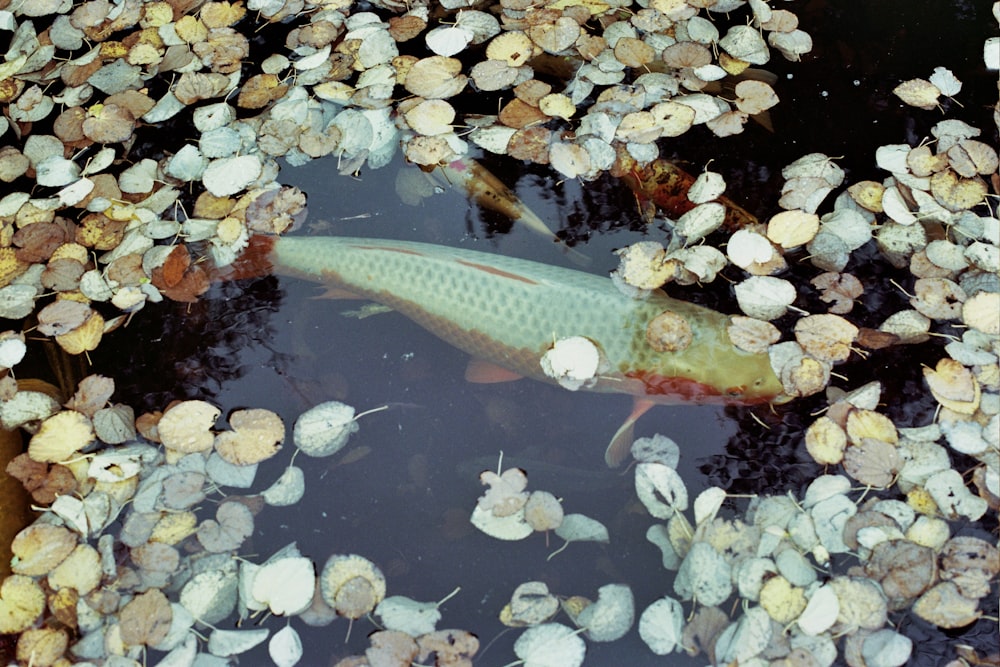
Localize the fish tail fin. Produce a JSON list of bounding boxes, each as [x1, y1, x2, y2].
[[207, 234, 277, 283]]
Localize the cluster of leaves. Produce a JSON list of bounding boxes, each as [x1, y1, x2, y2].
[[0, 371, 487, 665], [468, 431, 997, 667], [376, 0, 810, 175], [0, 0, 808, 352]]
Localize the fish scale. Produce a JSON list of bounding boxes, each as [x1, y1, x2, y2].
[[268, 236, 784, 405]]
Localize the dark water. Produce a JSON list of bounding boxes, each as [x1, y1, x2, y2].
[[66, 0, 999, 665]]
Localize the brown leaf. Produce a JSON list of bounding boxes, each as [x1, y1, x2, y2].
[[811, 272, 863, 314], [417, 629, 479, 665], [41, 258, 86, 292], [65, 375, 115, 418], [82, 103, 136, 144], [238, 73, 288, 109], [152, 262, 210, 303], [866, 540, 937, 608], [367, 631, 419, 666], [13, 222, 71, 263], [5, 453, 78, 505], [161, 244, 191, 288], [119, 589, 173, 647]]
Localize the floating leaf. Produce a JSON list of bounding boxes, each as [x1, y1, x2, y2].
[[28, 410, 94, 463], [501, 581, 559, 628], [735, 276, 797, 320], [251, 557, 315, 616], [293, 401, 361, 457], [120, 589, 173, 647], [540, 336, 606, 391], [208, 628, 270, 657], [674, 542, 731, 606], [376, 595, 443, 636], [576, 584, 634, 641], [0, 575, 45, 634], [320, 554, 386, 619], [215, 408, 284, 465], [524, 491, 564, 532], [554, 513, 609, 544], [158, 400, 220, 454], [912, 582, 981, 628], [638, 596, 684, 655], [635, 462, 687, 519], [269, 625, 303, 667], [514, 623, 585, 667]]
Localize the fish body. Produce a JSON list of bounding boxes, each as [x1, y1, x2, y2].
[[245, 235, 786, 463]]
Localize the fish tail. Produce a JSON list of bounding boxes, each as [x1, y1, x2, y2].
[[208, 234, 277, 282]]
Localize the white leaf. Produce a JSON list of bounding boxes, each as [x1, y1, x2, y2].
[[674, 542, 731, 606], [166, 144, 207, 182], [207, 628, 269, 657], [715, 607, 772, 664], [928, 66, 961, 96], [734, 276, 797, 320], [425, 25, 473, 57], [268, 625, 303, 667], [630, 434, 680, 467], [924, 469, 988, 520], [203, 155, 262, 197], [470, 504, 533, 540], [36, 156, 81, 187], [250, 557, 315, 616], [635, 462, 688, 519], [863, 629, 912, 667], [576, 584, 634, 641], [81, 147, 116, 175], [675, 202, 725, 242], [180, 567, 239, 624], [639, 596, 684, 654], [262, 466, 306, 506], [514, 623, 586, 667], [554, 513, 609, 543], [797, 584, 839, 635], [693, 487, 726, 526], [540, 336, 605, 391], [293, 401, 359, 457], [375, 596, 442, 636], [687, 171, 726, 203]]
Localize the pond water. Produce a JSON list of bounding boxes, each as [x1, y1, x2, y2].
[[11, 0, 996, 664]]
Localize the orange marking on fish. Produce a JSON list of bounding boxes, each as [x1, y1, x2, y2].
[[625, 370, 724, 402], [352, 244, 424, 256], [456, 260, 538, 285]]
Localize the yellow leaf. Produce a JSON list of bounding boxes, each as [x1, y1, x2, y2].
[[0, 575, 46, 634], [55, 311, 104, 355], [845, 409, 898, 445], [28, 411, 95, 463], [805, 416, 846, 464], [150, 511, 198, 544], [759, 576, 806, 624]]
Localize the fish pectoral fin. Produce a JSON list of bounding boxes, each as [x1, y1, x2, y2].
[[313, 287, 367, 300], [604, 398, 656, 467], [465, 359, 524, 384]]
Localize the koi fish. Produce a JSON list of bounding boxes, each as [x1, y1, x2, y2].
[[231, 235, 787, 465], [430, 158, 591, 265]]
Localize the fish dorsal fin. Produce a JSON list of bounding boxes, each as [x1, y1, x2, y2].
[[465, 360, 524, 383], [604, 398, 656, 467]]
